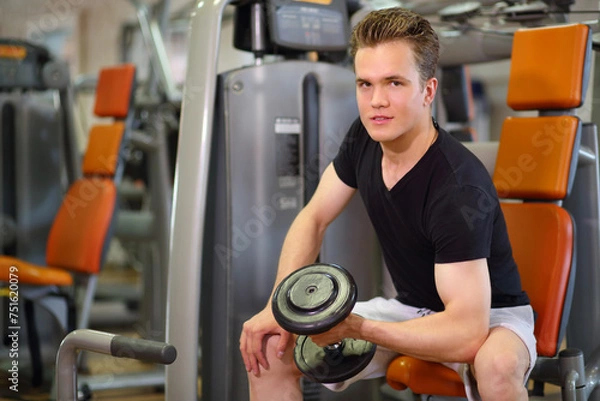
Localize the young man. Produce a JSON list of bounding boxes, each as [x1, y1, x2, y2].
[[239, 7, 536, 401]]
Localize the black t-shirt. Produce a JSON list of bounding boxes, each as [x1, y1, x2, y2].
[[333, 118, 530, 311]]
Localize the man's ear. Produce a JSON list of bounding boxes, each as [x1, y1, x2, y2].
[[424, 77, 438, 107]]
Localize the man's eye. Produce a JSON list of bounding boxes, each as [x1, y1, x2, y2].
[[391, 81, 402, 87]]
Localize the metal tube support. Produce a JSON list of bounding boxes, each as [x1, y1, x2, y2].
[[55, 329, 176, 401], [559, 348, 586, 401], [42, 60, 81, 184], [157, 0, 172, 35], [58, 86, 82, 184], [75, 275, 98, 330], [78, 370, 165, 393], [564, 370, 582, 401], [251, 2, 267, 64], [55, 330, 115, 401], [585, 346, 600, 398], [529, 357, 561, 387], [145, 120, 172, 342], [565, 123, 600, 401], [129, 130, 158, 152], [131, 0, 181, 103], [579, 145, 597, 165], [165, 0, 231, 399]]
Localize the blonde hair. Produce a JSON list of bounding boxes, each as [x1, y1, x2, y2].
[[350, 7, 440, 86]]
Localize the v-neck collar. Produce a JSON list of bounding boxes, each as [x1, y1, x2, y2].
[[377, 130, 441, 194]]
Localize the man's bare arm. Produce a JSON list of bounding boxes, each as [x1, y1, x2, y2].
[[269, 163, 357, 299], [240, 162, 356, 374], [312, 258, 491, 364]]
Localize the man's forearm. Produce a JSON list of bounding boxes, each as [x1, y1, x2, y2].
[[267, 209, 327, 304], [357, 310, 489, 363]]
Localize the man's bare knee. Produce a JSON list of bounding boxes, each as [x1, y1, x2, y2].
[[474, 348, 528, 400], [257, 335, 301, 378], [248, 335, 303, 401]]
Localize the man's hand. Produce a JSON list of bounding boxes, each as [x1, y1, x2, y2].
[[240, 307, 292, 376], [308, 314, 365, 347]]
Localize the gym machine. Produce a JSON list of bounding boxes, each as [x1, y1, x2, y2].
[[76, 0, 178, 395], [164, 1, 572, 400], [0, 39, 79, 265], [564, 125, 600, 401], [0, 39, 79, 389], [165, 0, 383, 400]]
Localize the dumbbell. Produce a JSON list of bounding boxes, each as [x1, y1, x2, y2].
[[271, 263, 376, 383]]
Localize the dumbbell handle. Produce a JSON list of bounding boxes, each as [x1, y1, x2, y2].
[[325, 342, 344, 351]]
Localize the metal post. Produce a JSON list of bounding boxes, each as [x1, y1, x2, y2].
[[559, 348, 586, 401], [564, 125, 600, 401], [142, 120, 173, 341], [55, 330, 114, 401], [585, 345, 600, 399], [130, 0, 181, 103], [165, 0, 231, 399], [250, 2, 266, 65]]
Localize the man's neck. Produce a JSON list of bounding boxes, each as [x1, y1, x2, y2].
[[380, 119, 438, 167]]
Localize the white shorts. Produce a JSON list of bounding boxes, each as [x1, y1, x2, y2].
[[321, 297, 537, 400]]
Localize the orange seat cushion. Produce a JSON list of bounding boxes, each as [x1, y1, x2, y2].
[[0, 256, 73, 286], [387, 356, 466, 397]]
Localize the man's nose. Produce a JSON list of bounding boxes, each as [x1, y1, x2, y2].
[[371, 86, 389, 108]]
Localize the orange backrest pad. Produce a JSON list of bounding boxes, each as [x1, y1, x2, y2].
[[501, 202, 574, 356], [492, 115, 580, 200], [45, 179, 117, 274], [507, 24, 589, 110], [93, 64, 136, 118], [82, 122, 124, 176]]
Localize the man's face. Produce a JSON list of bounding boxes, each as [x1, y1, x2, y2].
[[354, 40, 436, 144]]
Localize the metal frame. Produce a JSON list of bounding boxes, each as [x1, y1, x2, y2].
[[165, 0, 231, 399], [55, 329, 176, 401]]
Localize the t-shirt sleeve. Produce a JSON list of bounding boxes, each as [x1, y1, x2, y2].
[[332, 118, 362, 188], [428, 185, 497, 264]]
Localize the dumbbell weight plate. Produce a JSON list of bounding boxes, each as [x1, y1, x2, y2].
[[294, 335, 377, 383], [272, 263, 357, 335]]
